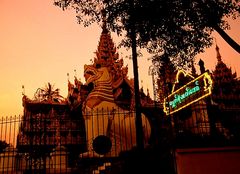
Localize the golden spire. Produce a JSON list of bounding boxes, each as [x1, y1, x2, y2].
[[93, 15, 118, 68], [90, 14, 128, 81]]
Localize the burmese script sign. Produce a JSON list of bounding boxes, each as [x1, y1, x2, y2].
[[163, 71, 213, 115]]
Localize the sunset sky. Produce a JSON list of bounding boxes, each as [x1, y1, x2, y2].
[[0, 0, 240, 117]]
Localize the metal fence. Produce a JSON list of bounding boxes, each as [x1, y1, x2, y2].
[[0, 108, 154, 174], [170, 101, 240, 148], [1, 102, 240, 173]]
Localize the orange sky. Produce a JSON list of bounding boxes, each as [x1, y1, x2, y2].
[[0, 0, 239, 117]]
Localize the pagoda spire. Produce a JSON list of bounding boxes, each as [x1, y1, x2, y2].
[[93, 20, 117, 67], [216, 43, 222, 62], [101, 10, 108, 34], [92, 17, 128, 80], [212, 42, 239, 101]]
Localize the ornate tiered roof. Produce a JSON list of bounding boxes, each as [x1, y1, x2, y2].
[[89, 22, 153, 108], [213, 44, 237, 82], [212, 44, 240, 107], [93, 22, 129, 84], [94, 23, 119, 67]]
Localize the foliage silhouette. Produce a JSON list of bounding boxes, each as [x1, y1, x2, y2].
[[54, 0, 240, 67]]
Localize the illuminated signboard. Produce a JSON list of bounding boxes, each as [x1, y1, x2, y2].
[[163, 70, 213, 115]]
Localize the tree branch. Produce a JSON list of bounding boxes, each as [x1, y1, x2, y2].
[[213, 25, 240, 54]]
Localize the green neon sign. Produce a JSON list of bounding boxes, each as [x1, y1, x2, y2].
[[164, 71, 213, 115], [169, 80, 200, 108]]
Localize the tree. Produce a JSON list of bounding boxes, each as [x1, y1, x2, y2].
[[34, 82, 64, 102], [54, 0, 239, 64], [102, 0, 240, 62], [154, 53, 177, 103], [190, 0, 240, 53]]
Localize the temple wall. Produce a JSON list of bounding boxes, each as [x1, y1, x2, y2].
[[175, 147, 240, 174]]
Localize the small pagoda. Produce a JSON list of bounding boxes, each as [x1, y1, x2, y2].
[[17, 84, 86, 167], [212, 44, 240, 107]]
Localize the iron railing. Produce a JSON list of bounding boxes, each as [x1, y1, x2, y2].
[[0, 103, 240, 173]]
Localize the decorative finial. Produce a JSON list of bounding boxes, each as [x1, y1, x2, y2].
[[22, 85, 25, 95], [74, 69, 77, 77], [67, 73, 69, 81], [214, 38, 222, 62], [198, 59, 205, 74]]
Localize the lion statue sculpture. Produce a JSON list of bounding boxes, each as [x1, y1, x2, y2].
[[79, 64, 151, 157]]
